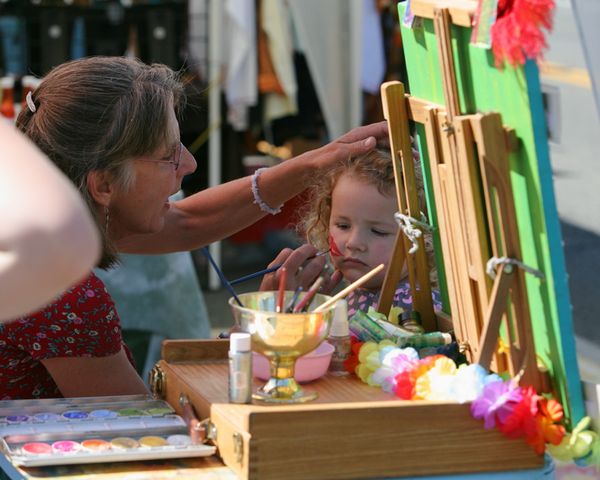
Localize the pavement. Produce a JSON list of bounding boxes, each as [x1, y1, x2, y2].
[[543, 1, 600, 366]]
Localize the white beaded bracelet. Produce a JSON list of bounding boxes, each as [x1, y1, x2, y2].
[[251, 167, 283, 215]]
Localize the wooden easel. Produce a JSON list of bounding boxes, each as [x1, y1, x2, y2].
[[378, 3, 544, 391], [379, 82, 436, 332]]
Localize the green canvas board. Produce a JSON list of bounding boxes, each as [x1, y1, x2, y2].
[[398, 2, 584, 424]]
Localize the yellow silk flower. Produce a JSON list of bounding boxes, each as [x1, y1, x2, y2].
[[414, 357, 457, 400]]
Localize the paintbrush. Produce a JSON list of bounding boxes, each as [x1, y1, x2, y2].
[[313, 264, 385, 313], [201, 247, 244, 307], [293, 276, 324, 313], [229, 249, 330, 286], [276, 267, 287, 313], [285, 285, 303, 313]]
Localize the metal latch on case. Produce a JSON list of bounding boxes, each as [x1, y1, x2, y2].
[[148, 363, 166, 398], [179, 393, 217, 444]]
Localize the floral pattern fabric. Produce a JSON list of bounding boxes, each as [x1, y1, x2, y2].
[[345, 282, 442, 320], [0, 272, 133, 400]]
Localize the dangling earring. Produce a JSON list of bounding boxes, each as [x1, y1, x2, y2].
[[105, 206, 110, 233]]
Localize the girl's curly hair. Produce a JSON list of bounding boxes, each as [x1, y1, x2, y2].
[[298, 149, 396, 250], [297, 148, 438, 287]]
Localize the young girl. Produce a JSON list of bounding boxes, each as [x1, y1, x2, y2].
[[300, 149, 441, 320]]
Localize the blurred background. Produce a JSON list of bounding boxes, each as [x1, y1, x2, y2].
[[0, 0, 598, 383]]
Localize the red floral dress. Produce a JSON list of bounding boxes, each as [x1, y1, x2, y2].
[[0, 272, 134, 400]]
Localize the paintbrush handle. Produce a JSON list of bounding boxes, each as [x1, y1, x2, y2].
[[313, 264, 385, 313], [285, 286, 303, 313], [293, 277, 324, 313], [228, 249, 331, 286], [229, 264, 282, 286], [202, 247, 244, 307], [276, 267, 287, 313]]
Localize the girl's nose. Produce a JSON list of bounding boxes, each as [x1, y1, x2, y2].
[[345, 229, 367, 252]]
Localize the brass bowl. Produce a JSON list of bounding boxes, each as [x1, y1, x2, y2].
[[229, 291, 336, 403]]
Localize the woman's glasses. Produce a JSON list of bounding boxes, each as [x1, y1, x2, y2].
[[137, 141, 183, 171]]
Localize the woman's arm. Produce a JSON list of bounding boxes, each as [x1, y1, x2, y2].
[[41, 348, 149, 398], [0, 123, 101, 322], [117, 122, 388, 254]]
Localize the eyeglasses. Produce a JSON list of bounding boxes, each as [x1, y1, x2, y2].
[[136, 141, 184, 171]]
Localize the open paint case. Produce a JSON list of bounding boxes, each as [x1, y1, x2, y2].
[[0, 395, 216, 466], [1, 426, 216, 466]]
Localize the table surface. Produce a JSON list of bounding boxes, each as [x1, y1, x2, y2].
[[0, 451, 569, 480], [0, 453, 237, 480], [4, 450, 598, 480]]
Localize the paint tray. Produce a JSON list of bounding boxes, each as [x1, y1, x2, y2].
[[0, 394, 183, 437], [0, 425, 216, 467]]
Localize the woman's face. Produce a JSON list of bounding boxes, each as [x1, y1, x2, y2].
[[328, 174, 398, 290], [107, 106, 197, 240]]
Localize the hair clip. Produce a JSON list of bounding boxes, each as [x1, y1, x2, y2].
[[26, 91, 36, 113]]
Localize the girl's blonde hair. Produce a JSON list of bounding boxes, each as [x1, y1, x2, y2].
[[299, 149, 396, 250], [298, 148, 438, 286]]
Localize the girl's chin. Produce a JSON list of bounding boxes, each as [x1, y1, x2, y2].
[[344, 272, 376, 286], [342, 270, 385, 290]]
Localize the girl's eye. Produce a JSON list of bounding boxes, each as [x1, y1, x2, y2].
[[372, 229, 390, 236], [335, 223, 350, 230]]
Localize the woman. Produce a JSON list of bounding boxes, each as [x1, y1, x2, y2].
[[1, 56, 387, 400]]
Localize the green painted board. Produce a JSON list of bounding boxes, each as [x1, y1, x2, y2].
[[398, 2, 584, 424]]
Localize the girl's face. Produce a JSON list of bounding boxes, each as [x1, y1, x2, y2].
[[328, 174, 398, 290], [108, 106, 197, 240]]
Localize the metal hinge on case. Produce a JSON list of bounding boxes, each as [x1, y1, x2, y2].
[[233, 432, 243, 465], [202, 418, 217, 442], [148, 363, 166, 398]]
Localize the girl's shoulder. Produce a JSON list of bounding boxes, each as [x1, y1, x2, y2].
[[392, 282, 442, 311], [346, 288, 380, 316]]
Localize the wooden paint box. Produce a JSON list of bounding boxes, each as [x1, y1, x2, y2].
[[151, 339, 542, 480]]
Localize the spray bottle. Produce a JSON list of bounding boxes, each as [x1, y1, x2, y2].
[[327, 300, 351, 376]]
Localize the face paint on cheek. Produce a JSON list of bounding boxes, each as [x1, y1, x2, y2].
[[328, 234, 342, 257]]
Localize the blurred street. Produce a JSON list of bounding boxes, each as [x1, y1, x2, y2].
[[543, 0, 600, 381]]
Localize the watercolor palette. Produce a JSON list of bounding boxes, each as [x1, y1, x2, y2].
[[0, 395, 184, 436], [0, 395, 173, 421], [1, 426, 216, 467], [0, 395, 216, 466]]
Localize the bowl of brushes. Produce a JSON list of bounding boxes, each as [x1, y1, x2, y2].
[[229, 291, 337, 404]]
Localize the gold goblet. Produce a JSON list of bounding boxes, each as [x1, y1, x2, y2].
[[229, 291, 336, 404]]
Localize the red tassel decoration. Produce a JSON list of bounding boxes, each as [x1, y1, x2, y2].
[[491, 0, 555, 67]]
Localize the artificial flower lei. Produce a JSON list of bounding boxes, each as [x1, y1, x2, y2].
[[347, 339, 599, 469]]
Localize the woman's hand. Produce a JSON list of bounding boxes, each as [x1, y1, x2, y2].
[[310, 121, 390, 171], [335, 120, 389, 149], [259, 244, 342, 294]]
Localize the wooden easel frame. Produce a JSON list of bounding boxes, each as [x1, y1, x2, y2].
[[378, 5, 544, 391]]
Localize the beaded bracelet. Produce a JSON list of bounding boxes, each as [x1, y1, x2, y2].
[[251, 167, 283, 215]]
